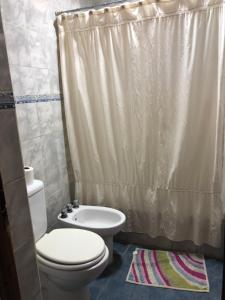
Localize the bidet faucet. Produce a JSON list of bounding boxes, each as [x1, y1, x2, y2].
[[66, 203, 73, 213], [72, 199, 79, 208], [60, 208, 68, 218]]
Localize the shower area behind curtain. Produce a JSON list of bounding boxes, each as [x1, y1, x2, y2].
[[57, 0, 225, 249]]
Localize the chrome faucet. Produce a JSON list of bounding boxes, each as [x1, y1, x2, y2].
[[72, 199, 79, 208]]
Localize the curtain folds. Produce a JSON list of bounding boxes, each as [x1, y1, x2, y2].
[[57, 0, 225, 247]]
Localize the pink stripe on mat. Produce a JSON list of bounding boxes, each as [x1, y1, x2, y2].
[[140, 250, 152, 284], [152, 250, 170, 286], [184, 255, 204, 269], [186, 254, 203, 265], [132, 262, 138, 283], [175, 254, 206, 280]]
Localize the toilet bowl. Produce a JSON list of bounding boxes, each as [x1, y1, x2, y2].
[[27, 180, 109, 300], [58, 204, 126, 264], [36, 229, 109, 300], [38, 248, 108, 300]]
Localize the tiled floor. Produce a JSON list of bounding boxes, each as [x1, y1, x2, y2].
[[90, 243, 223, 300]]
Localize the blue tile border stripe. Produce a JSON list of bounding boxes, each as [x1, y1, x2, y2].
[[0, 102, 15, 109], [15, 94, 62, 104], [0, 91, 15, 109]]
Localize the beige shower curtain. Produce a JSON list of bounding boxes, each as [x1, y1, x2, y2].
[[57, 0, 225, 247]]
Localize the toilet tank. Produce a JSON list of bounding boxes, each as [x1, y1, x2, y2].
[[27, 180, 47, 242]]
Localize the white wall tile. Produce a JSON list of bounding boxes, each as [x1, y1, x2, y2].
[[24, 0, 50, 29], [16, 103, 40, 141], [10, 66, 38, 95], [52, 101, 64, 132], [1, 0, 27, 27], [46, 29, 58, 71], [29, 27, 49, 69], [37, 101, 54, 135], [21, 136, 45, 181], [3, 24, 31, 67], [49, 69, 60, 94], [32, 68, 50, 95]]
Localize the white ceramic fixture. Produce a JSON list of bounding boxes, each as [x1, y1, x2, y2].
[[58, 204, 126, 264], [27, 180, 108, 300]]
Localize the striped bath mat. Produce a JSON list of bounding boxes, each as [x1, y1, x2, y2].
[[126, 248, 209, 292]]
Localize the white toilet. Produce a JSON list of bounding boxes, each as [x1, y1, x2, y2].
[[27, 179, 109, 300]]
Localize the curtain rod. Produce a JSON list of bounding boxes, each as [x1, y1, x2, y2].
[[55, 0, 143, 17]]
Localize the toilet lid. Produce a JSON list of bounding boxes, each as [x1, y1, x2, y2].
[[36, 228, 105, 265]]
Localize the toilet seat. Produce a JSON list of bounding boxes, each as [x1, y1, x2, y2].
[[36, 228, 106, 270], [37, 248, 106, 271]]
